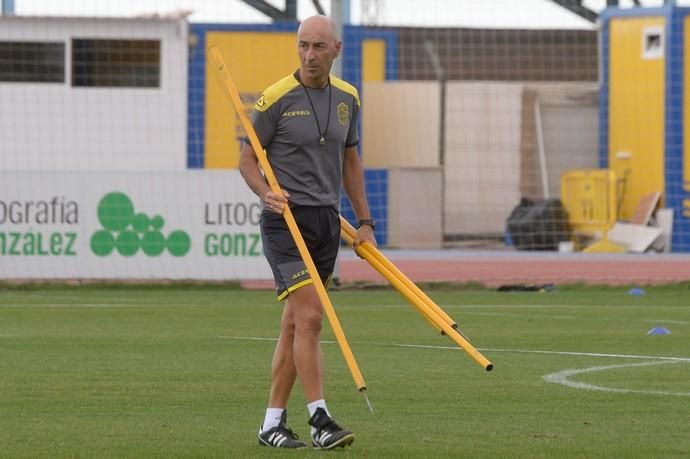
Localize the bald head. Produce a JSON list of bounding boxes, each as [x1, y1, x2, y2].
[[296, 15, 342, 88], [298, 15, 338, 42]]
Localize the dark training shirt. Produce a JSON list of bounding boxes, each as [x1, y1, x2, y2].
[[250, 71, 360, 207]]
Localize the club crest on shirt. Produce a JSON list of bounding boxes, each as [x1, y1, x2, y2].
[[337, 102, 349, 126], [255, 95, 266, 109]]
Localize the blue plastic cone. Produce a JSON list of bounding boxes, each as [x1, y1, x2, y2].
[[647, 327, 671, 335]]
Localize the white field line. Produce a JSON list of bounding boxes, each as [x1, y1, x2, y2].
[[216, 336, 690, 362], [542, 361, 690, 397], [218, 335, 690, 397]]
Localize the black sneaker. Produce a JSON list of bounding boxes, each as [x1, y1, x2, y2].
[[257, 411, 308, 449], [308, 407, 355, 450]]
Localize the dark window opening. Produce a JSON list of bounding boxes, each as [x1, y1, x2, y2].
[[0, 41, 65, 83], [71, 38, 160, 88]]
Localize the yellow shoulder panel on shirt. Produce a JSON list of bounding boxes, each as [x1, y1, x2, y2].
[[254, 74, 299, 112], [331, 76, 360, 107]]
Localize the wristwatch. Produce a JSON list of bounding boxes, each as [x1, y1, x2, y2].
[[357, 218, 375, 230]]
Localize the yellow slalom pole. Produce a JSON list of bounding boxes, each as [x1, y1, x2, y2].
[[340, 227, 443, 334], [340, 218, 493, 371], [208, 47, 373, 408], [341, 218, 456, 329]]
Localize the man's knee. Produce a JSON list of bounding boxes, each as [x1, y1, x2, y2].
[[296, 308, 323, 334], [289, 289, 323, 334]]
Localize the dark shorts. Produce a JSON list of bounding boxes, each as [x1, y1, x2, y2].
[[260, 206, 341, 300]]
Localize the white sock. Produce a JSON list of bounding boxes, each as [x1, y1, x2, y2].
[[307, 399, 330, 418], [261, 407, 284, 432]]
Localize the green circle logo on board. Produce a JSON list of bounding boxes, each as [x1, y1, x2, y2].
[[97, 192, 134, 232], [90, 192, 191, 257]]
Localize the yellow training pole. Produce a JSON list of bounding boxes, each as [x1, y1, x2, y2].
[[340, 218, 493, 371], [341, 218, 456, 329], [208, 47, 373, 407], [340, 227, 443, 334]]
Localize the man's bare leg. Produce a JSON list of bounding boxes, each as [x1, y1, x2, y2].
[[267, 304, 298, 408], [258, 295, 309, 448], [286, 284, 324, 403]]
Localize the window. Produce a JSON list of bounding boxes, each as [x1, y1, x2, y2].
[[72, 39, 160, 88], [642, 26, 664, 60], [0, 41, 65, 83]]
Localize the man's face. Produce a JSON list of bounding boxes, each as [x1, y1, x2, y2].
[[297, 21, 341, 85]]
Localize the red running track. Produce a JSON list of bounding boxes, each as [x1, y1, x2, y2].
[[242, 251, 690, 289], [338, 251, 690, 287]]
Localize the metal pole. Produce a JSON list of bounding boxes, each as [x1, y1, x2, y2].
[[285, 0, 297, 20], [330, 0, 350, 288], [423, 41, 447, 239], [534, 97, 550, 199], [2, 0, 16, 15], [331, 0, 350, 78]]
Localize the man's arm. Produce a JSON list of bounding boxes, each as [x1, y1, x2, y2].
[[239, 143, 288, 215], [342, 146, 376, 247]]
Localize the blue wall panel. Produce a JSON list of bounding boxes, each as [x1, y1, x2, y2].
[[340, 169, 388, 246]]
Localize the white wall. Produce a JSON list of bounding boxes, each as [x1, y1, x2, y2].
[[444, 82, 523, 235], [387, 167, 443, 248], [520, 83, 599, 200], [537, 84, 600, 198], [361, 81, 599, 238], [362, 81, 441, 168], [0, 170, 270, 280], [0, 16, 188, 171]]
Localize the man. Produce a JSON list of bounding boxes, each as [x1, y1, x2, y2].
[[239, 15, 376, 450]]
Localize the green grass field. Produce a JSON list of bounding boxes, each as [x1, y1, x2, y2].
[[1, 284, 689, 458]]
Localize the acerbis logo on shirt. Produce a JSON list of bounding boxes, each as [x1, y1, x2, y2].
[[281, 110, 311, 117]]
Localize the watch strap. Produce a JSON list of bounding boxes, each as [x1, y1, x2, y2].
[[357, 218, 375, 230]]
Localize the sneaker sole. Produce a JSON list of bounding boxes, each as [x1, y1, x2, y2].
[[313, 433, 355, 450], [258, 436, 308, 449]]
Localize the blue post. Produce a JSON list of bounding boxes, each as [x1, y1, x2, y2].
[[1, 0, 15, 15], [343, 0, 351, 23]]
